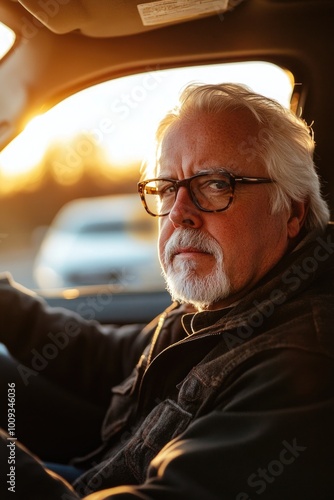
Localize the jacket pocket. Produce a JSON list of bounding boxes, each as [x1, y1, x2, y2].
[[101, 370, 138, 441], [125, 399, 193, 483]]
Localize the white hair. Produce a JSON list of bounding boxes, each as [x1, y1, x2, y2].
[[150, 83, 330, 231]]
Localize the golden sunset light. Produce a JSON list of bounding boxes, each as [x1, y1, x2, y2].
[[0, 22, 15, 59], [0, 62, 294, 193]]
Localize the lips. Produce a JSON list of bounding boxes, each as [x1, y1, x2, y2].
[[174, 247, 211, 256]]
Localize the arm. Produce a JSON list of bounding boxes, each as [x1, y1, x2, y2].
[[93, 349, 334, 499], [4, 348, 334, 499], [0, 274, 153, 405]]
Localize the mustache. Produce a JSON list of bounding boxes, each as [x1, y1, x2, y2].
[[163, 228, 222, 263]]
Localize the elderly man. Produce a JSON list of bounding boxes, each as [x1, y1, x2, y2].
[[0, 83, 334, 499]]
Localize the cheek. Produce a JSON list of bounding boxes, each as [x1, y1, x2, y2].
[[208, 220, 255, 273], [220, 215, 288, 279], [208, 222, 239, 253], [158, 219, 171, 263]]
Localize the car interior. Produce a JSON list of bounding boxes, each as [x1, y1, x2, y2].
[[0, 0, 333, 326]]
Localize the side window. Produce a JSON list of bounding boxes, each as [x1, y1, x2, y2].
[[0, 62, 294, 292], [0, 22, 16, 60]]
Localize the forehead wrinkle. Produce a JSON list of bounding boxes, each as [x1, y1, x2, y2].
[[158, 132, 215, 177], [157, 109, 262, 178], [156, 167, 229, 180]]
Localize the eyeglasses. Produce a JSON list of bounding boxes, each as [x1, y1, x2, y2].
[[137, 171, 274, 217]]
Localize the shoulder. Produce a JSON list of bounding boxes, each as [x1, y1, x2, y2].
[[219, 347, 334, 412]]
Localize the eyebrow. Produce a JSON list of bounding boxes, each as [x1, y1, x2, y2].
[[197, 167, 230, 175], [156, 166, 232, 179]]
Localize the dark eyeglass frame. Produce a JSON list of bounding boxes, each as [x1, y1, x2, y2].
[[137, 171, 275, 217]]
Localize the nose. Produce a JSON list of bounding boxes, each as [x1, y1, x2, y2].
[[168, 186, 203, 228]]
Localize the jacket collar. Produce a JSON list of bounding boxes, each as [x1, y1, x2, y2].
[[177, 223, 334, 336]]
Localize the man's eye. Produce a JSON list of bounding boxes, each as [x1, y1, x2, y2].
[[204, 180, 229, 191], [160, 184, 175, 196], [214, 181, 229, 189]]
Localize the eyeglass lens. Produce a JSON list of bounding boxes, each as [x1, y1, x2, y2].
[[143, 173, 233, 215]]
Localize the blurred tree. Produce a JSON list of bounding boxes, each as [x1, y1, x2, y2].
[[0, 132, 140, 248]]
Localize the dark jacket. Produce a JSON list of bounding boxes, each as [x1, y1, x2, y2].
[[1, 224, 334, 499]]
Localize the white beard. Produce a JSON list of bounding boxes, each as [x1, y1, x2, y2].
[[161, 228, 231, 311]]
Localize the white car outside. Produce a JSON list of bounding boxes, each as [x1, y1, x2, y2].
[[33, 194, 165, 292]]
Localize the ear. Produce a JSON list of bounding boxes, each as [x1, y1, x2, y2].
[[287, 199, 309, 239]]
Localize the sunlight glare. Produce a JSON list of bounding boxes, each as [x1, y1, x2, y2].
[[0, 115, 51, 178], [0, 22, 15, 59], [0, 62, 294, 187], [102, 62, 293, 165]]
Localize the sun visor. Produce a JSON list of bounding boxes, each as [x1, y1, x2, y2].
[[16, 0, 246, 37], [0, 13, 53, 151]]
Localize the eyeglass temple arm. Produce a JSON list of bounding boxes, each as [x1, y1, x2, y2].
[[235, 177, 274, 184]]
